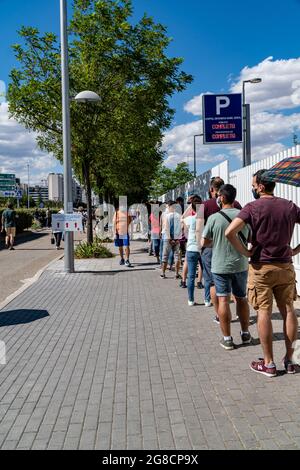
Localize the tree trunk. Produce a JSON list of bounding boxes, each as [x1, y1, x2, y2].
[[83, 161, 93, 245]]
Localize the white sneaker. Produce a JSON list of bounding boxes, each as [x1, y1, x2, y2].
[[188, 301, 195, 306], [204, 301, 212, 307]]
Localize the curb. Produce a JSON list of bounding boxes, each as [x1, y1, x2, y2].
[[0, 253, 64, 311]]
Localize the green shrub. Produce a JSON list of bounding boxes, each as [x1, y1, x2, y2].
[[0, 208, 34, 233], [75, 237, 115, 259], [31, 221, 42, 230]]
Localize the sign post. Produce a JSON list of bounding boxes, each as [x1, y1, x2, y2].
[[202, 94, 243, 144], [52, 213, 83, 233]]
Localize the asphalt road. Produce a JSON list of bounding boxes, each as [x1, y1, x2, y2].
[[0, 229, 66, 304]]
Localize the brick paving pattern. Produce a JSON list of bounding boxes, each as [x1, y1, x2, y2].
[[0, 242, 300, 450]]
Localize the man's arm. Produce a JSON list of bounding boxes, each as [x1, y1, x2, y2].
[[112, 212, 116, 236], [201, 237, 213, 248], [225, 217, 251, 257], [292, 245, 300, 256]]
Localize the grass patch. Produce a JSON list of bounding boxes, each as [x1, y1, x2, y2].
[[75, 237, 115, 259]]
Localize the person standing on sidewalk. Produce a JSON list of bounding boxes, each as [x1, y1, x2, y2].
[[160, 200, 182, 279], [149, 201, 161, 264], [202, 185, 251, 350], [202, 177, 242, 314], [1, 201, 17, 250], [113, 201, 133, 267], [52, 208, 64, 250], [183, 195, 203, 306], [225, 170, 299, 376], [46, 207, 52, 229]]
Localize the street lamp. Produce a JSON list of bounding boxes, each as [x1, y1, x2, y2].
[[27, 162, 30, 209], [193, 134, 203, 179], [74, 91, 101, 103], [242, 78, 262, 167], [60, 0, 100, 273]]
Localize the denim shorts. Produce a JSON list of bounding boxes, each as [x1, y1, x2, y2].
[[212, 271, 248, 298]]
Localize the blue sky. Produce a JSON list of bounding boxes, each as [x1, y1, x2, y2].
[[1, 0, 300, 184]]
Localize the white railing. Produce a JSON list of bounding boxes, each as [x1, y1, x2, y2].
[[160, 144, 300, 291]]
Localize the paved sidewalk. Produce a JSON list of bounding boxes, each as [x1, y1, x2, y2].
[[0, 241, 300, 450]]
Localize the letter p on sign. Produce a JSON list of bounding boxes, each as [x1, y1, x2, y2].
[[0, 341, 6, 365], [216, 96, 230, 115]]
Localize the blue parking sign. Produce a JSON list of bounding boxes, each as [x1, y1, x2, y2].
[[202, 94, 243, 144]]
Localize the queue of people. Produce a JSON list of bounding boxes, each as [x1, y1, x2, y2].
[[146, 173, 299, 378]]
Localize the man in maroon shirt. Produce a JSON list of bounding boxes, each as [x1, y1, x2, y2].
[[225, 169, 299, 377]]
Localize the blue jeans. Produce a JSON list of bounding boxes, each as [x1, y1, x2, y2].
[[186, 251, 201, 302], [152, 238, 160, 257], [201, 247, 213, 303]]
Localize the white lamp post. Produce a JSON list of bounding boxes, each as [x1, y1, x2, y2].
[[60, 0, 100, 273], [242, 78, 262, 167]]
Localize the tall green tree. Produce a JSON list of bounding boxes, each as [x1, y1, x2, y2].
[[8, 0, 192, 243], [150, 162, 194, 199]]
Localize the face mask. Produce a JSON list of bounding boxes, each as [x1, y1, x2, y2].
[[252, 188, 260, 200], [216, 197, 222, 209]]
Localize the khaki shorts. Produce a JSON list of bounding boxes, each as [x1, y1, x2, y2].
[[248, 263, 297, 311], [5, 227, 16, 237], [162, 240, 180, 263]]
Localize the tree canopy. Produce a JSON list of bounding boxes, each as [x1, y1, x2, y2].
[[8, 0, 193, 241], [150, 162, 194, 199]]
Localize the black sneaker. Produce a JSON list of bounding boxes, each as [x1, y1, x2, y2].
[[175, 274, 182, 280], [9, 247, 15, 251], [160, 273, 166, 279], [119, 258, 125, 266], [220, 337, 234, 350], [213, 316, 220, 324], [125, 260, 132, 267], [197, 282, 204, 289], [241, 332, 252, 344], [283, 357, 296, 374], [180, 280, 187, 288]]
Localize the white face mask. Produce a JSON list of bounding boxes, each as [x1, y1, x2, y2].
[[216, 197, 222, 209]]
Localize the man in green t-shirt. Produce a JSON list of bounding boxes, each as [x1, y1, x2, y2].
[[201, 184, 251, 351], [1, 202, 17, 250]]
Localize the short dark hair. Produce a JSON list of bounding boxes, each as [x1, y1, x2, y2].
[[167, 200, 176, 207], [176, 196, 184, 204], [191, 195, 202, 211], [7, 202, 13, 209], [210, 176, 225, 192], [253, 169, 275, 193], [219, 184, 236, 204]]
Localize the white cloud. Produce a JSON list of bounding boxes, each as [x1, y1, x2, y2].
[[230, 56, 300, 112], [165, 56, 300, 170], [0, 102, 61, 184], [162, 120, 226, 170], [183, 92, 213, 116]]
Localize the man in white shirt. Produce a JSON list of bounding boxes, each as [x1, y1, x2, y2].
[[160, 200, 182, 279]]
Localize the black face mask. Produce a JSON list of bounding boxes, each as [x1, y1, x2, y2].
[[252, 188, 260, 200]]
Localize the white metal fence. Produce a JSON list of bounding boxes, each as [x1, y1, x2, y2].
[[161, 144, 300, 292], [230, 144, 300, 292]]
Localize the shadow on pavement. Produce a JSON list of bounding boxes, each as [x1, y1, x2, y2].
[[14, 249, 56, 251], [75, 268, 156, 275], [0, 309, 49, 327], [0, 231, 49, 249]]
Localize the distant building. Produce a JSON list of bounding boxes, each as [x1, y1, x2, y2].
[[48, 173, 83, 205], [48, 173, 64, 202], [29, 185, 49, 204], [0, 173, 16, 197]]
